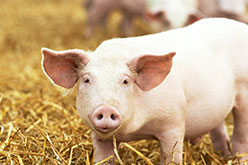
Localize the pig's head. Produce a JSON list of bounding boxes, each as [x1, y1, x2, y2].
[[41, 48, 175, 137], [147, 10, 202, 29]]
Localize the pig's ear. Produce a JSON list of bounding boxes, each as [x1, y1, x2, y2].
[[185, 13, 202, 26], [145, 11, 170, 26], [129, 52, 175, 91], [41, 48, 88, 89], [146, 11, 164, 20]]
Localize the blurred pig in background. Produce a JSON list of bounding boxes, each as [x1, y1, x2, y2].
[[84, 0, 248, 37], [147, 0, 248, 31], [147, 0, 198, 30], [84, 0, 146, 37], [84, 0, 199, 36], [196, 0, 248, 23]]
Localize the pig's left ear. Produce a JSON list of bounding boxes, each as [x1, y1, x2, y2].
[[128, 52, 175, 91], [41, 48, 88, 89]]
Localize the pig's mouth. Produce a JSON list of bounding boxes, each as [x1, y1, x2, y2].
[[93, 120, 121, 136], [95, 126, 119, 134], [91, 124, 122, 139]]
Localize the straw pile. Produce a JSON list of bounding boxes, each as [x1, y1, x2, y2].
[[0, 0, 245, 164]]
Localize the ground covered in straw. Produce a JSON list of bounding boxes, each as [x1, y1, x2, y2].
[[0, 0, 245, 164]]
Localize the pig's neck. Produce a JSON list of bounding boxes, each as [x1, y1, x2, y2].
[[112, 94, 155, 141]]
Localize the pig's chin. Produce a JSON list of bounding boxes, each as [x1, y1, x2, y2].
[[93, 126, 121, 138]]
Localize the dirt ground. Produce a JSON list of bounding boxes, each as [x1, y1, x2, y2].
[[0, 0, 243, 164]]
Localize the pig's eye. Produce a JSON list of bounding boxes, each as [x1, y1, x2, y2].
[[122, 75, 130, 86], [123, 79, 129, 85], [84, 78, 90, 84]]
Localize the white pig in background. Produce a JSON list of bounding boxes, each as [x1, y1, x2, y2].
[[84, 0, 146, 37], [41, 18, 248, 164]]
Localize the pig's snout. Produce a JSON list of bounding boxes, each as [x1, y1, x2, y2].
[[91, 105, 122, 133]]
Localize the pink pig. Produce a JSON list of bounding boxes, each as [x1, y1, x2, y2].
[[42, 18, 248, 164], [84, 0, 146, 37]]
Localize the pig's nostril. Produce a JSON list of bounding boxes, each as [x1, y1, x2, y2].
[[98, 114, 103, 120], [110, 114, 115, 120]]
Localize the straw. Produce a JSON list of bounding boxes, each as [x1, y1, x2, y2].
[[123, 143, 153, 165], [0, 0, 247, 164]]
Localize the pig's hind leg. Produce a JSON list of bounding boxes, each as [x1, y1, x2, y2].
[[209, 121, 230, 156], [232, 86, 248, 161]]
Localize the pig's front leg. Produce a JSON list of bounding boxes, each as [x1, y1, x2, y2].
[[91, 132, 116, 164], [157, 126, 185, 165]]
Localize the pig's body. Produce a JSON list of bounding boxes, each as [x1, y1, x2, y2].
[[93, 17, 247, 136], [42, 18, 248, 164]]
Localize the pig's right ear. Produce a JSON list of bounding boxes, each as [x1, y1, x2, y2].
[[41, 48, 88, 89], [128, 52, 175, 91], [185, 12, 203, 26]]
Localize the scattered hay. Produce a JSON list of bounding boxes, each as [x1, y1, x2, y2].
[[122, 143, 153, 165], [0, 0, 247, 164]]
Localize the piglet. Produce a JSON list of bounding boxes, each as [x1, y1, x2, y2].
[[42, 18, 248, 164]]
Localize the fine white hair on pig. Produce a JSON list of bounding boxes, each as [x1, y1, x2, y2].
[[42, 18, 248, 164]]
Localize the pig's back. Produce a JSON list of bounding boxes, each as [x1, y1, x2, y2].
[[99, 18, 248, 58], [184, 18, 248, 84], [146, 18, 248, 56]]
